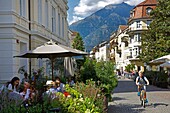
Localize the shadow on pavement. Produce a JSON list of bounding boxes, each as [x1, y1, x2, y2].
[[112, 97, 127, 101], [113, 79, 170, 93], [152, 103, 169, 108], [108, 103, 145, 113]]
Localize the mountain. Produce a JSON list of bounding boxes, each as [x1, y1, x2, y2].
[[69, 2, 133, 52]]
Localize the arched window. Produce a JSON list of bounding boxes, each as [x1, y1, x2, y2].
[[146, 7, 153, 15]]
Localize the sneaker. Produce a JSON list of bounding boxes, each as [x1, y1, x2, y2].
[[137, 92, 140, 96], [145, 99, 148, 103]]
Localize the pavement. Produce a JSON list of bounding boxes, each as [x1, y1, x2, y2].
[[108, 78, 170, 113]]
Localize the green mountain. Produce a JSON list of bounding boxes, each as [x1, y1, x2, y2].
[[69, 2, 133, 51]]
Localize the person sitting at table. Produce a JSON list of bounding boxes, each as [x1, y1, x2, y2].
[[6, 76, 20, 93], [19, 82, 32, 100], [55, 77, 65, 93]]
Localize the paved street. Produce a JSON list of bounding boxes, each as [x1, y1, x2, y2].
[[108, 78, 170, 113]]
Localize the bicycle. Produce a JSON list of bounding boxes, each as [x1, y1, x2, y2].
[[138, 84, 147, 108]]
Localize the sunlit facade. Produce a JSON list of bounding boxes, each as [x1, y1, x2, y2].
[[0, 0, 69, 83]]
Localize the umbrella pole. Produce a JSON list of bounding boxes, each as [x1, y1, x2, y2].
[[51, 58, 54, 81]]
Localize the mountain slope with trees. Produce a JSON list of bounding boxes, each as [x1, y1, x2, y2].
[[69, 2, 133, 51]]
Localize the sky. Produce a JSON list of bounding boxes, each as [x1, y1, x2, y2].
[[67, 0, 145, 25]]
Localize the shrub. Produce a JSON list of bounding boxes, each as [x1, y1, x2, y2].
[[80, 58, 118, 101]]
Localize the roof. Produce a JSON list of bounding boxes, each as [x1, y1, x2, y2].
[[119, 25, 128, 31], [128, 0, 157, 22], [136, 0, 157, 7], [71, 31, 78, 36]]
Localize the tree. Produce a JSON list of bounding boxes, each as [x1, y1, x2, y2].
[[72, 33, 85, 51], [125, 64, 135, 72], [140, 0, 170, 63]]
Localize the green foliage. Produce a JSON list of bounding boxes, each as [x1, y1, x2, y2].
[[80, 58, 118, 101], [55, 84, 102, 113], [95, 61, 118, 99], [144, 71, 157, 84], [140, 0, 170, 63], [156, 71, 168, 82], [72, 33, 85, 51], [80, 58, 96, 82], [125, 64, 135, 72]]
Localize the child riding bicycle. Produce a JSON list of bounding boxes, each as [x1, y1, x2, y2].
[[136, 70, 149, 103]]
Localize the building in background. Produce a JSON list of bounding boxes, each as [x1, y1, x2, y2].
[[68, 30, 78, 47], [90, 41, 110, 62], [110, 25, 130, 70], [0, 0, 69, 83], [127, 0, 157, 71], [109, 0, 157, 72]]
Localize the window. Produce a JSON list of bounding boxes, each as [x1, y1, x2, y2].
[[130, 11, 133, 17], [136, 21, 141, 28], [130, 38, 132, 43], [38, 0, 42, 23], [58, 13, 61, 36], [45, 0, 49, 27], [135, 33, 141, 42], [134, 34, 137, 42], [52, 6, 56, 33], [146, 20, 152, 26], [130, 48, 132, 57], [125, 41, 128, 47], [20, 0, 26, 17], [135, 48, 138, 56], [62, 17, 64, 38], [139, 48, 141, 54], [146, 7, 153, 15]]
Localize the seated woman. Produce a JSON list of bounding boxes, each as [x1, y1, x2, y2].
[[6, 77, 20, 93], [19, 82, 33, 101]]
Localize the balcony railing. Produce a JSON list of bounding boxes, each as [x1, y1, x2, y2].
[[127, 26, 148, 32]]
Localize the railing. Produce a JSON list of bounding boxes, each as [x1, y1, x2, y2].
[[128, 26, 148, 32]]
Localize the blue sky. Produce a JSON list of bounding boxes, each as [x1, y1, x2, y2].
[[68, 0, 144, 25]]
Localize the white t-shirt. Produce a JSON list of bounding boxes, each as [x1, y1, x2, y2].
[[7, 83, 17, 91], [136, 76, 148, 85]]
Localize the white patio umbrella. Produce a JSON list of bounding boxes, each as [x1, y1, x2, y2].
[[160, 61, 170, 68], [149, 54, 170, 65], [14, 40, 88, 80]]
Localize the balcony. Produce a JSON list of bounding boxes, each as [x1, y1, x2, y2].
[[133, 41, 141, 46], [128, 41, 141, 48], [127, 26, 148, 33], [121, 35, 129, 42], [127, 55, 133, 59], [116, 47, 121, 54], [110, 41, 118, 48]]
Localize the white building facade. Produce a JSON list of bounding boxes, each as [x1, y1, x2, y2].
[[110, 0, 157, 71], [110, 25, 131, 70], [127, 0, 157, 71], [0, 0, 69, 83], [90, 41, 110, 62]]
